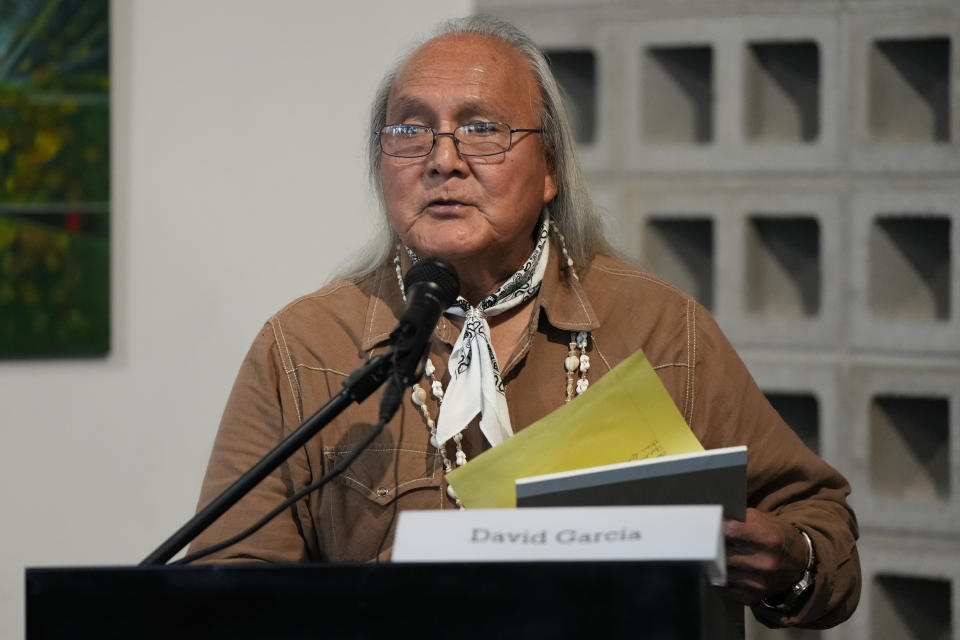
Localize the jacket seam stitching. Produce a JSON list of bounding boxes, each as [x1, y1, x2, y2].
[[294, 364, 351, 377], [590, 334, 613, 372], [341, 468, 442, 496], [365, 269, 389, 347], [324, 446, 439, 454], [653, 362, 690, 370], [271, 318, 303, 425], [592, 264, 683, 290], [566, 281, 598, 327]]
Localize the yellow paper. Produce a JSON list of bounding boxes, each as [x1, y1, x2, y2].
[[446, 348, 703, 508]]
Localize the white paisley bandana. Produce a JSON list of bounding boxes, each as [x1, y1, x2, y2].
[[406, 215, 550, 448]]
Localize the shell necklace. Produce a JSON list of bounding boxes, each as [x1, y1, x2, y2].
[[394, 220, 590, 507]]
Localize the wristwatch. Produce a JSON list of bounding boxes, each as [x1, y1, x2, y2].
[[761, 528, 816, 614]]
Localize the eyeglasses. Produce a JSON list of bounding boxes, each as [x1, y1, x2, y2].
[[375, 122, 542, 158]]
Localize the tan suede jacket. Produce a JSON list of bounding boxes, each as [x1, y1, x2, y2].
[[191, 246, 860, 628]]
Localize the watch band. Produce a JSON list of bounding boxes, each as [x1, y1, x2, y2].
[[761, 528, 816, 614]]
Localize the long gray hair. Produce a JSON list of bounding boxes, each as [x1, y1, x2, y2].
[[339, 15, 610, 280]]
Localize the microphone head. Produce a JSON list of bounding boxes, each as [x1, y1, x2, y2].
[[404, 258, 460, 306]]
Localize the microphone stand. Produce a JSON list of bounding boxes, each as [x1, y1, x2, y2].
[[140, 353, 394, 566]]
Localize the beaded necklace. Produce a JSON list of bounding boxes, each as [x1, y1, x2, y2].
[[394, 220, 590, 506]]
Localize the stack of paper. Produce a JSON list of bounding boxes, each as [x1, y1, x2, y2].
[[447, 348, 704, 508]]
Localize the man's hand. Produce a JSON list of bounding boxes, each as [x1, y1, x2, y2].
[[723, 508, 810, 605]]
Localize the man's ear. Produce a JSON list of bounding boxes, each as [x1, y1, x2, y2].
[[543, 171, 558, 205]]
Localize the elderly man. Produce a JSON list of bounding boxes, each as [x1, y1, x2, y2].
[[191, 16, 860, 630]]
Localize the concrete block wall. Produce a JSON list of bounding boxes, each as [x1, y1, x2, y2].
[[478, 1, 959, 638]]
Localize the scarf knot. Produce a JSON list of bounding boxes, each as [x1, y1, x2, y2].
[[405, 215, 551, 448]]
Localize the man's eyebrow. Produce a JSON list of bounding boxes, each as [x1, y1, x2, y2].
[[387, 95, 435, 122], [387, 96, 504, 123], [455, 100, 502, 120]]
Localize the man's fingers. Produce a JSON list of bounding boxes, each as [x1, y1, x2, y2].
[[724, 510, 785, 549], [726, 550, 782, 575]]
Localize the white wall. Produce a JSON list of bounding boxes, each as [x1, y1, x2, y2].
[[0, 1, 469, 636]]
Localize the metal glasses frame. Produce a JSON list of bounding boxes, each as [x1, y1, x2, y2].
[[375, 122, 542, 158]]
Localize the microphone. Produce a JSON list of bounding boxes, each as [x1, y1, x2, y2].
[[379, 258, 460, 422]]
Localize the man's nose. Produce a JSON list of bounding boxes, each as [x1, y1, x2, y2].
[[427, 132, 468, 174]]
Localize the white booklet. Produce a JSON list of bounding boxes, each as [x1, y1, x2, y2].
[[515, 445, 747, 521]]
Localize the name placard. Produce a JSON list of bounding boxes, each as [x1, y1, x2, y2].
[[392, 505, 725, 584]]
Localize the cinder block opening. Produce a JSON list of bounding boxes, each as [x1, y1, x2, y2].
[[546, 49, 597, 145], [870, 395, 950, 502], [869, 216, 951, 322], [744, 41, 820, 144], [643, 217, 714, 310], [870, 37, 951, 144], [642, 46, 713, 145], [744, 216, 820, 319], [765, 393, 820, 454], [872, 574, 952, 640]]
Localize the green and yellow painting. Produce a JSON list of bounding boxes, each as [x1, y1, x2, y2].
[[0, 0, 109, 356]]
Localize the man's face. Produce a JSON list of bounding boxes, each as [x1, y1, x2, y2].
[[380, 34, 557, 278]]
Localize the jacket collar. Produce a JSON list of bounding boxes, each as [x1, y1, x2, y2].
[[359, 240, 599, 352], [536, 241, 600, 332]]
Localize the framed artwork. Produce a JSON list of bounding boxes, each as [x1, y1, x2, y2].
[[0, 0, 110, 357]]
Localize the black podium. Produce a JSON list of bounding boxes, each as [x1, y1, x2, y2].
[[26, 561, 743, 639]]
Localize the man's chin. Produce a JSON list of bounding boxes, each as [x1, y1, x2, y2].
[[406, 229, 484, 261]]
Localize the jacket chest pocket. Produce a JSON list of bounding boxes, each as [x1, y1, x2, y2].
[[318, 443, 445, 560], [323, 443, 444, 505]]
